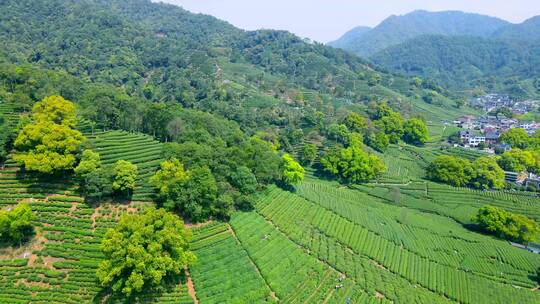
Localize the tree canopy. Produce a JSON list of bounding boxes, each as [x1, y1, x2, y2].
[[13, 96, 85, 174], [403, 118, 429, 145], [0, 203, 35, 244], [497, 149, 538, 173], [428, 155, 505, 189], [427, 155, 474, 187], [321, 143, 385, 183], [112, 160, 138, 195], [96, 207, 196, 295], [500, 128, 530, 149], [281, 153, 305, 187], [474, 205, 540, 244]]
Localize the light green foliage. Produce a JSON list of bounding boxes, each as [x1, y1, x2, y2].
[[74, 149, 101, 178], [365, 131, 389, 152], [428, 155, 505, 189], [471, 157, 505, 190], [300, 143, 317, 165], [96, 207, 196, 296], [13, 96, 85, 173], [281, 153, 305, 187], [149, 158, 190, 206], [369, 102, 405, 144], [497, 149, 537, 173], [0, 203, 35, 243], [31, 95, 77, 126], [326, 123, 349, 144], [475, 205, 540, 244], [344, 112, 367, 133], [321, 144, 385, 183], [427, 155, 474, 187], [112, 160, 138, 194], [500, 128, 530, 149], [403, 118, 429, 145], [375, 113, 404, 144]]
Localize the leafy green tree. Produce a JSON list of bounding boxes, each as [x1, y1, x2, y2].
[[112, 160, 138, 196], [74, 149, 101, 178], [497, 149, 536, 173], [149, 158, 191, 207], [321, 145, 385, 183], [84, 168, 113, 201], [474, 205, 540, 244], [300, 143, 317, 165], [13, 96, 85, 174], [365, 131, 389, 152], [470, 157, 505, 190], [327, 123, 350, 144], [500, 128, 530, 149], [375, 112, 404, 144], [367, 101, 393, 120], [455, 98, 465, 108], [402, 118, 429, 145], [0, 204, 35, 244], [281, 153, 305, 187], [96, 207, 196, 295], [344, 112, 367, 133], [411, 77, 423, 87], [177, 166, 218, 222], [230, 166, 258, 194], [427, 155, 473, 187], [32, 95, 77, 126]]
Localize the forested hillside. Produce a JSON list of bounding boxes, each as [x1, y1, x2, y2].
[[370, 35, 540, 98], [0, 0, 471, 126], [331, 11, 540, 98], [329, 10, 509, 56]]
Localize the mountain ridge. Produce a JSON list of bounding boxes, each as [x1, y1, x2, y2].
[[329, 10, 510, 56]]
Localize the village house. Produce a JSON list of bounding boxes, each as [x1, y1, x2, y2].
[[468, 136, 486, 147]]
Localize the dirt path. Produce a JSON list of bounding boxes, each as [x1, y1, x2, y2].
[[184, 268, 199, 304], [90, 207, 101, 231], [227, 224, 279, 301]]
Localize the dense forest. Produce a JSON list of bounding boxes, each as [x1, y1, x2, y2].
[[331, 10, 540, 99]]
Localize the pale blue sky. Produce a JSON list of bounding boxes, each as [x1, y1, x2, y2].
[[156, 0, 540, 42]]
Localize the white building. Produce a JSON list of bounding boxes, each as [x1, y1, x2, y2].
[[468, 136, 486, 146]]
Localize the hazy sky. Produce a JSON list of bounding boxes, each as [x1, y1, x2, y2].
[[156, 0, 540, 42]]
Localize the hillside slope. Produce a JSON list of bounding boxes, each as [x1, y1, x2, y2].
[[370, 35, 540, 98], [329, 10, 509, 56], [0, 0, 471, 125]]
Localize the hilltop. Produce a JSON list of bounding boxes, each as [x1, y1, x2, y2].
[[329, 10, 509, 57], [330, 11, 540, 98]]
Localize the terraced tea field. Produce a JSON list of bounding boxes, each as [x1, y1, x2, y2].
[[88, 130, 164, 201], [0, 163, 193, 304]]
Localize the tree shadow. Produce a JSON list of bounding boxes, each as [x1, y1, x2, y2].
[[16, 170, 73, 195], [92, 270, 187, 304]]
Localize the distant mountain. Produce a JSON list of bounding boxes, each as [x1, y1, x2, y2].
[[327, 26, 371, 48], [370, 35, 540, 98], [493, 16, 540, 41], [330, 10, 509, 56]]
